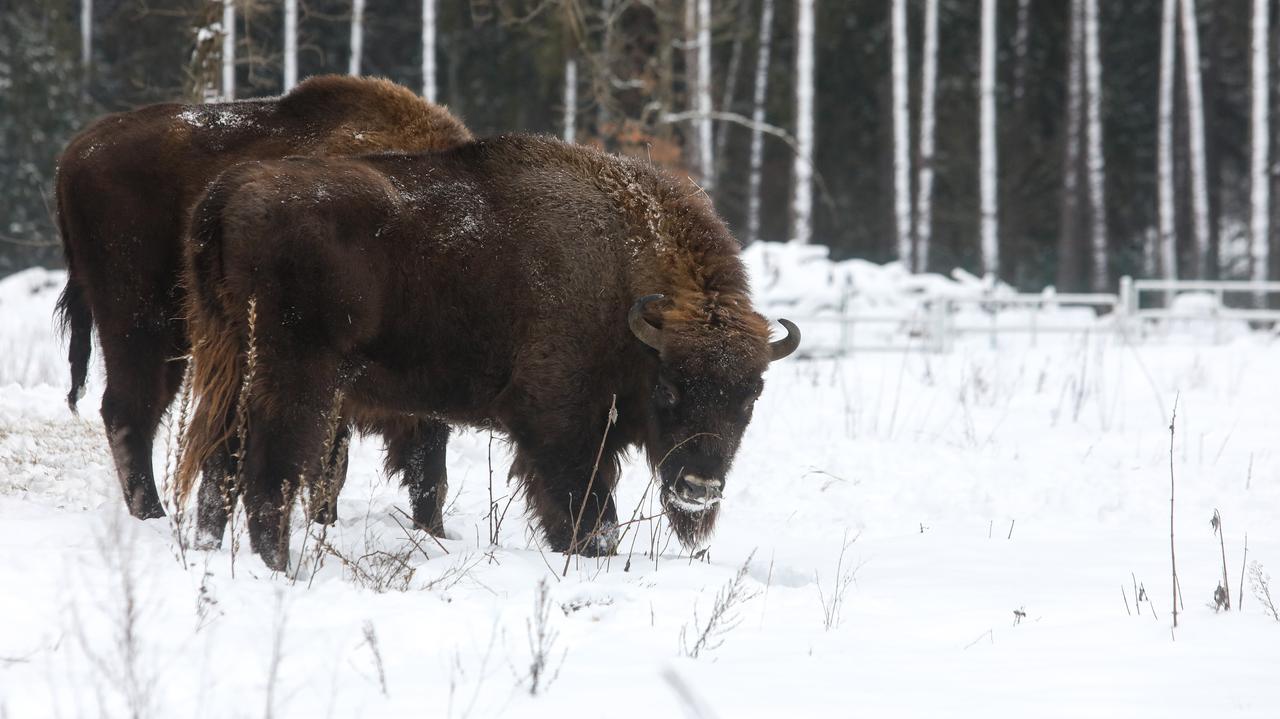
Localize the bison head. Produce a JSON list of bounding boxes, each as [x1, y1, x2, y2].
[[629, 294, 799, 548]]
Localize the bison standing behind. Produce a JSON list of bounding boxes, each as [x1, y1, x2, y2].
[[55, 75, 471, 526], [176, 134, 799, 570]]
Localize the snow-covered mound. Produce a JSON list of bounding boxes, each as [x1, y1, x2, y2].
[[0, 267, 70, 388]]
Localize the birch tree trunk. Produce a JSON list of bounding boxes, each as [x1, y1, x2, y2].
[[683, 0, 700, 175], [891, 0, 912, 269], [349, 0, 366, 77], [81, 0, 92, 73], [915, 0, 938, 273], [283, 0, 298, 90], [714, 1, 750, 181], [1157, 0, 1178, 289], [979, 0, 998, 276], [422, 0, 437, 102], [221, 0, 235, 100], [1012, 0, 1030, 102], [696, 0, 715, 191], [1083, 0, 1108, 290], [1251, 0, 1270, 294], [563, 57, 577, 143], [1179, 0, 1211, 278], [1058, 0, 1084, 290], [792, 0, 815, 245], [746, 0, 775, 246]]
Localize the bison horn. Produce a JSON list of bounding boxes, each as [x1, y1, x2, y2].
[[629, 294, 665, 352], [769, 319, 801, 361]]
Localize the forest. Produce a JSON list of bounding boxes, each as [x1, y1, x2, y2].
[[1, 0, 1274, 293]]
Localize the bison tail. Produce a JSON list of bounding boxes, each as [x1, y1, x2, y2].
[[54, 182, 93, 414], [55, 276, 93, 414], [174, 180, 248, 507]]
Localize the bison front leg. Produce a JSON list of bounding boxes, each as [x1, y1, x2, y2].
[[380, 417, 450, 535], [98, 327, 187, 520], [512, 436, 622, 557]]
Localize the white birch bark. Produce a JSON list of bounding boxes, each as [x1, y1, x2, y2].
[[979, 0, 998, 275], [283, 0, 298, 90], [792, 0, 815, 245], [1157, 0, 1177, 286], [1251, 0, 1270, 290], [891, 0, 912, 269], [915, 0, 939, 273], [1013, 0, 1030, 101], [563, 58, 577, 143], [714, 3, 749, 177], [696, 0, 715, 191], [349, 0, 366, 77], [684, 0, 697, 166], [221, 0, 235, 100], [422, 0, 437, 102], [746, 0, 775, 245], [1179, 0, 1211, 278], [1083, 0, 1108, 290], [1061, 0, 1084, 287], [81, 0, 92, 71]]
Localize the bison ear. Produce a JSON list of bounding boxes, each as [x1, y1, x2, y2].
[[769, 319, 800, 361], [629, 294, 665, 352]]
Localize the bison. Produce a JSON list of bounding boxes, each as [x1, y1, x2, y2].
[[176, 134, 799, 571], [54, 75, 472, 531]]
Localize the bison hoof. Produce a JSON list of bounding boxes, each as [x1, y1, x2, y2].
[[128, 494, 167, 520], [580, 520, 619, 556]]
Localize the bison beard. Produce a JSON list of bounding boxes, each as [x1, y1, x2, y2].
[[53, 75, 471, 527], [176, 133, 799, 571]]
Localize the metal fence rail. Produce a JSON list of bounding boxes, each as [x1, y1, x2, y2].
[[788, 276, 1280, 354]]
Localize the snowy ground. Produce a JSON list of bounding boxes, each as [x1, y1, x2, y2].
[[2, 257, 1280, 717]]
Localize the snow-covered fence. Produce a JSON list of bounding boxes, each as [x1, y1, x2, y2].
[[745, 243, 1280, 355], [1121, 277, 1280, 344], [797, 278, 1280, 355]]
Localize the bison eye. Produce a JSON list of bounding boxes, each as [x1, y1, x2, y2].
[[655, 377, 680, 408]]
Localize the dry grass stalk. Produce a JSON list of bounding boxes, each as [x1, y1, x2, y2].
[[227, 296, 259, 577], [1210, 509, 1231, 611], [520, 578, 564, 696], [1238, 533, 1248, 611], [162, 359, 194, 566], [263, 591, 287, 719], [817, 531, 860, 630], [1249, 561, 1279, 622], [362, 621, 388, 697], [1168, 393, 1179, 632], [680, 550, 759, 658]]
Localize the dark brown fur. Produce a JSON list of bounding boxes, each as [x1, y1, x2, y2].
[[54, 76, 472, 524], [177, 134, 797, 570]]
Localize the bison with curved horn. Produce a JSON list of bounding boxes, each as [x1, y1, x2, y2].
[[55, 76, 471, 533], [176, 134, 800, 570]]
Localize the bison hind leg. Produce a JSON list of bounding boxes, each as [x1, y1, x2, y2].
[[195, 437, 239, 549], [376, 416, 450, 536], [306, 421, 351, 526], [239, 361, 346, 572]]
